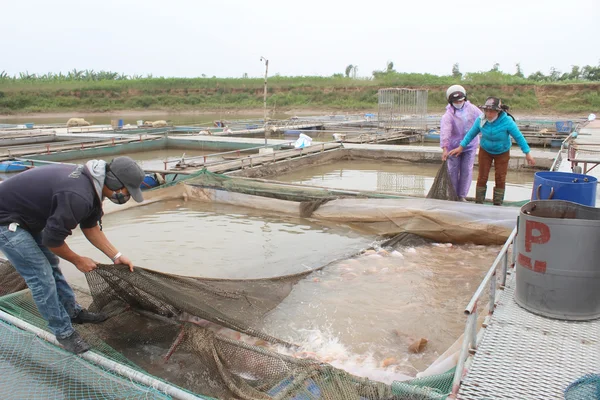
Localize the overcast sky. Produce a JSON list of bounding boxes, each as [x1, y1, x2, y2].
[[2, 0, 598, 79]]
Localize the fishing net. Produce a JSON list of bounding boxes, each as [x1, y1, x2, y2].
[[0, 317, 175, 400], [391, 369, 455, 400], [0, 260, 454, 400], [426, 161, 458, 201], [0, 259, 27, 296], [564, 374, 600, 400], [184, 170, 518, 245], [381, 232, 433, 248]]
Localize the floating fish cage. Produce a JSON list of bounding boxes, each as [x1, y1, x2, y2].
[[377, 88, 428, 131]]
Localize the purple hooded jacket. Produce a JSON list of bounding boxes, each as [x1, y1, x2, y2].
[[440, 101, 482, 152]]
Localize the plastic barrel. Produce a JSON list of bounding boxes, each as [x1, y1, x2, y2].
[[531, 171, 597, 207], [516, 200, 600, 320], [140, 174, 158, 189]]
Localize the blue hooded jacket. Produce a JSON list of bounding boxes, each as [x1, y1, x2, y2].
[[460, 111, 530, 155]]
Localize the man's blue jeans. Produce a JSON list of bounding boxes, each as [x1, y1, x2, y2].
[[0, 225, 81, 339]]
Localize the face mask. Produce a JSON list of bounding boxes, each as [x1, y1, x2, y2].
[[108, 191, 131, 205], [486, 114, 498, 123], [452, 101, 465, 110]]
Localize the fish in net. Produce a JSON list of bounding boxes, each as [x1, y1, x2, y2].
[[82, 265, 417, 399], [0, 260, 450, 399], [426, 161, 458, 201]]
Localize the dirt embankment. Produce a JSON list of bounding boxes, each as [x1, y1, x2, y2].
[[1, 83, 598, 116]]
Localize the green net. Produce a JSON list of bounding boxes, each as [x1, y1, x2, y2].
[[391, 369, 455, 400], [564, 374, 600, 400], [0, 317, 174, 399]]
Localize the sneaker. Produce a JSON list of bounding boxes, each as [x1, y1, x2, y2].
[[71, 309, 109, 324], [57, 331, 91, 354]]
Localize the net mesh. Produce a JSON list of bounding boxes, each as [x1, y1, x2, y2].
[[0, 318, 174, 400], [426, 161, 458, 201], [0, 260, 454, 400], [564, 374, 600, 400], [0, 259, 27, 296], [391, 370, 455, 400]]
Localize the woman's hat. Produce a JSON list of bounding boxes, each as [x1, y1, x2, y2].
[[481, 97, 502, 111]]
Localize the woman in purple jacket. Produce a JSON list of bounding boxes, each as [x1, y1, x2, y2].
[[440, 85, 482, 201]]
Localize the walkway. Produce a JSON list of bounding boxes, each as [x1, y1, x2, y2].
[[457, 271, 600, 399]]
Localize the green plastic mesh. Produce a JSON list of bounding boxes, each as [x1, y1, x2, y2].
[[0, 318, 174, 399], [0, 289, 140, 370], [564, 374, 600, 400], [188, 169, 341, 202], [391, 369, 455, 400], [186, 169, 408, 216]]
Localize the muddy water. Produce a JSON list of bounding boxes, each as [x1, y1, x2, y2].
[[66, 149, 215, 170], [58, 199, 497, 383], [275, 159, 536, 202], [264, 243, 498, 382], [60, 200, 373, 290]]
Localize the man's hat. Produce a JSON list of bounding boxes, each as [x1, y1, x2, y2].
[[106, 157, 145, 203]]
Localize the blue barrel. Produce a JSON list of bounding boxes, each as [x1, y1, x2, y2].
[[118, 119, 124, 128], [140, 174, 159, 189], [531, 171, 597, 207]]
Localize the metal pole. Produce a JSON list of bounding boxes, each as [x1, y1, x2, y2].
[[452, 313, 475, 396], [260, 56, 269, 146]]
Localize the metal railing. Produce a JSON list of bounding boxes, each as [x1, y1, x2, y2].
[[451, 226, 518, 397]]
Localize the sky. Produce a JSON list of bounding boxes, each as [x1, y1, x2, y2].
[[2, 0, 599, 79]]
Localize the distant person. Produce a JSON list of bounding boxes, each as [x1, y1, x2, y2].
[[448, 97, 535, 205], [501, 104, 515, 121], [440, 85, 483, 201], [0, 157, 145, 354]]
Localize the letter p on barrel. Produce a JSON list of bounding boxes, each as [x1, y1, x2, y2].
[[518, 220, 551, 274], [524, 220, 550, 252]]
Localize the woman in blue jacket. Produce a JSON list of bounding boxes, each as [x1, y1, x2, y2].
[[448, 97, 535, 205]]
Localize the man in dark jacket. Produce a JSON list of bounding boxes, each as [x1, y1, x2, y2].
[[0, 156, 145, 354]]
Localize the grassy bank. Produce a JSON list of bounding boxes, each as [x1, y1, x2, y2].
[[1, 76, 599, 115]]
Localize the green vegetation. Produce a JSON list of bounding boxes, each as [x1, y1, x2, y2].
[[1, 63, 599, 114]]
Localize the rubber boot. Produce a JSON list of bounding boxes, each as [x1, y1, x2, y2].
[[475, 186, 486, 204], [493, 187, 505, 206]]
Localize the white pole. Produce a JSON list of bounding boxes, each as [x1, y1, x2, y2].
[[0, 308, 207, 400], [260, 56, 269, 145]]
